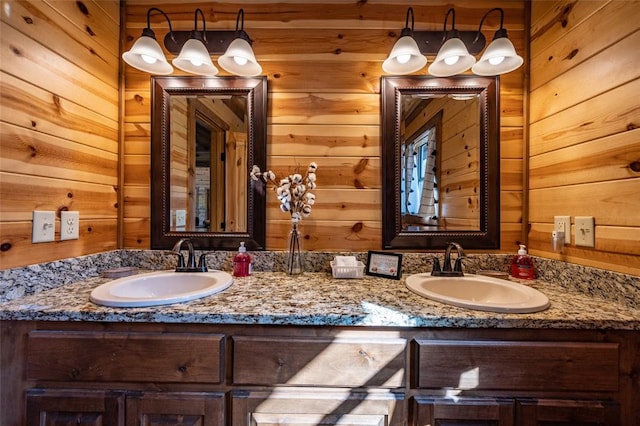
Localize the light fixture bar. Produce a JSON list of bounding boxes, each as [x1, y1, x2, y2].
[[412, 31, 486, 55], [165, 26, 484, 61], [164, 31, 238, 55]]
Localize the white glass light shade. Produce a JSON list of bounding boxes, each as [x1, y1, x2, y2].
[[472, 37, 523, 75], [122, 35, 173, 75], [173, 38, 219, 76], [218, 38, 262, 76], [428, 37, 476, 77], [382, 35, 427, 74]]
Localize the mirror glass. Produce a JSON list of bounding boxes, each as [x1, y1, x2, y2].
[[169, 94, 248, 233], [382, 75, 500, 249], [151, 76, 267, 250]]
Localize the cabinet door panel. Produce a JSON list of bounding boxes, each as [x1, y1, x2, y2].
[[516, 399, 620, 426], [126, 392, 225, 426], [26, 389, 124, 426], [252, 413, 386, 426], [232, 388, 404, 426], [412, 397, 514, 426]]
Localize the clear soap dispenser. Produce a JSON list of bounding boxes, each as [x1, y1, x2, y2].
[[233, 242, 252, 277], [510, 244, 535, 280]]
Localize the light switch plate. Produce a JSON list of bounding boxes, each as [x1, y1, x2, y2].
[[32, 211, 56, 243], [575, 216, 595, 247], [175, 209, 186, 227], [554, 216, 571, 245], [60, 211, 79, 240]]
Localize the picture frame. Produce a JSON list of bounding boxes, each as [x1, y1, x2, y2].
[[366, 251, 403, 280]]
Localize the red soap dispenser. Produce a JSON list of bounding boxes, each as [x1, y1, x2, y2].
[[511, 244, 535, 280], [233, 242, 252, 277]]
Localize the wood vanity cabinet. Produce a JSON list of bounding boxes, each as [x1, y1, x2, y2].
[[410, 337, 626, 426], [231, 388, 403, 426], [25, 389, 124, 425], [124, 391, 225, 426], [16, 325, 227, 426], [25, 388, 225, 426], [230, 334, 407, 425], [1, 321, 637, 426], [411, 396, 515, 425], [515, 398, 621, 425], [411, 397, 620, 426]]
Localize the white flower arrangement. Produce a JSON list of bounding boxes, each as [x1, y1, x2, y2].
[[250, 162, 318, 223]]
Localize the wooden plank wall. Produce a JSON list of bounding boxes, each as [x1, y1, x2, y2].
[[0, 0, 120, 269], [169, 95, 188, 229], [122, 0, 526, 253], [528, 0, 640, 275], [4, 0, 637, 277]]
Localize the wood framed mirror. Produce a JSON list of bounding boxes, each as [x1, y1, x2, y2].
[[381, 75, 500, 250], [151, 76, 267, 250]]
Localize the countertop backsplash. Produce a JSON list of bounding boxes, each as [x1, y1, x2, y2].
[[1, 249, 639, 309]]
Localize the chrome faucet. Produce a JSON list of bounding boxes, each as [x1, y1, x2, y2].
[[431, 242, 465, 276], [171, 238, 208, 272]]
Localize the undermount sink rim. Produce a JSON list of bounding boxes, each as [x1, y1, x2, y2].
[[90, 270, 233, 308], [405, 272, 550, 314]]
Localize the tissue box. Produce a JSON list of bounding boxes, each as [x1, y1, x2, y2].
[[330, 260, 365, 279]]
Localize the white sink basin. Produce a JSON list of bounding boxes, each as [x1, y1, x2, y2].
[[405, 273, 549, 313], [90, 270, 233, 308]]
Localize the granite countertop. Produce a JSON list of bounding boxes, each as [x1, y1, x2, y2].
[[1, 271, 639, 329]]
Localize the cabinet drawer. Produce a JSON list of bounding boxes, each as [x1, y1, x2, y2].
[[413, 340, 618, 392], [233, 335, 406, 387], [27, 331, 224, 383]]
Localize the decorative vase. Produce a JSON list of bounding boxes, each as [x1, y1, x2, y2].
[[286, 221, 304, 275]]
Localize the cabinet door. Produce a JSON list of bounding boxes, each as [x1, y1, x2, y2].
[[26, 388, 124, 426], [516, 399, 620, 426], [126, 392, 225, 426], [412, 396, 514, 426], [232, 388, 404, 426]]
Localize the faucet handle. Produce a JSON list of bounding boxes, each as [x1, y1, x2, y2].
[[431, 257, 441, 273], [197, 253, 209, 272], [453, 257, 464, 273], [166, 251, 185, 268]]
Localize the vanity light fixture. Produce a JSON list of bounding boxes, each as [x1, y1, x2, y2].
[[471, 8, 523, 76], [383, 7, 522, 77], [172, 8, 219, 76], [428, 8, 476, 77], [382, 7, 427, 75], [218, 9, 262, 77], [123, 8, 262, 77], [122, 7, 175, 75]]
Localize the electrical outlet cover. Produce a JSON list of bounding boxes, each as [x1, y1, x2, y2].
[[553, 216, 571, 245], [60, 211, 80, 240]]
